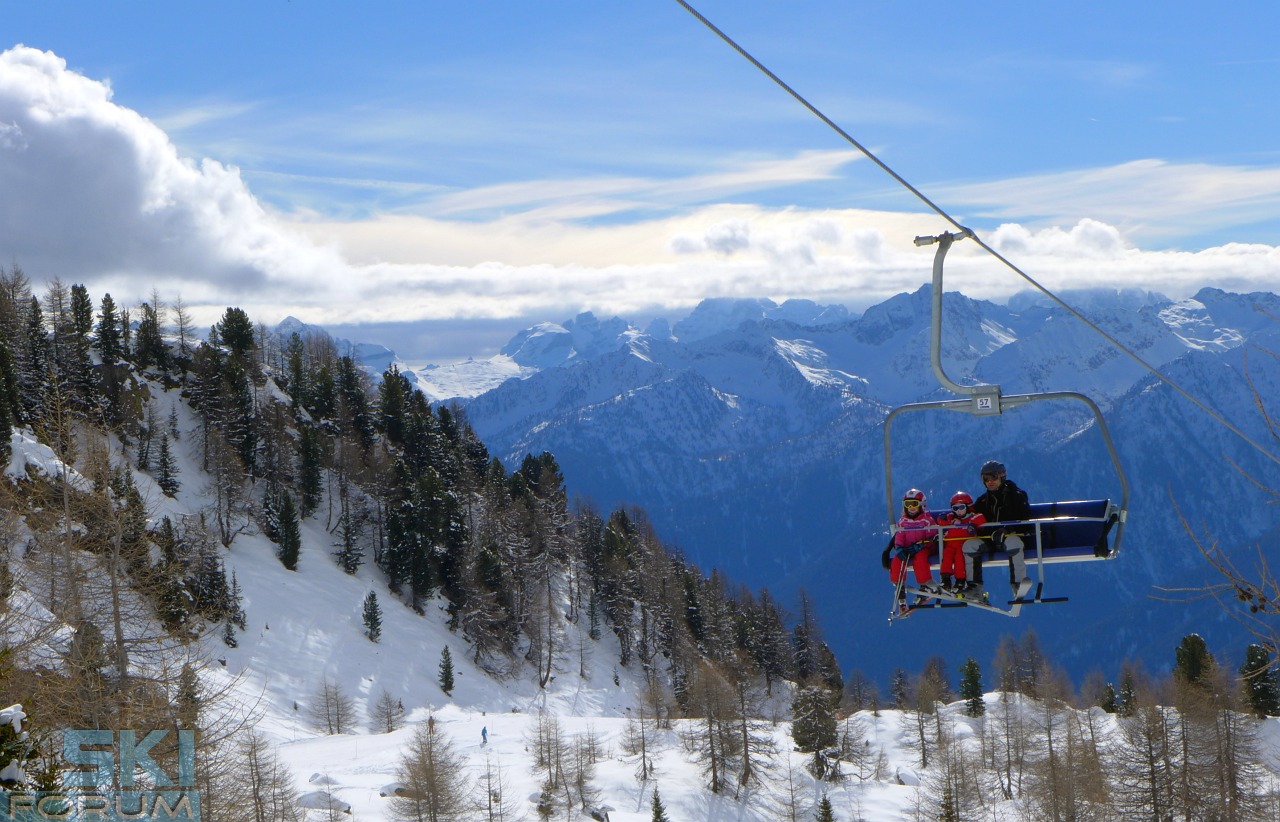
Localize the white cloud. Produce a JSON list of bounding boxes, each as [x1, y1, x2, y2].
[[0, 46, 347, 302], [937, 159, 1280, 245], [1, 45, 1278, 359]]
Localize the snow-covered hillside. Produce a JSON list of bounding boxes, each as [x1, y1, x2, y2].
[[7, 327, 1280, 822]]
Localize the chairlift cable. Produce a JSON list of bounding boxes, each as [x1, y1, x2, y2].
[[675, 0, 1280, 469]]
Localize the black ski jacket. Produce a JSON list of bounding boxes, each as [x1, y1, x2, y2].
[[973, 478, 1031, 535]]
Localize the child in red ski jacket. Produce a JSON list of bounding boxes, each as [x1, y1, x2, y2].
[[936, 491, 986, 593]]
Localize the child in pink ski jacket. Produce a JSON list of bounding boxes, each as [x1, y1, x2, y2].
[[890, 489, 940, 601]]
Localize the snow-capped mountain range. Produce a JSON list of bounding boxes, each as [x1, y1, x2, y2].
[[377, 286, 1280, 686]]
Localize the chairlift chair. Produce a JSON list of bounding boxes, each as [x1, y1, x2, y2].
[[885, 230, 1130, 620]]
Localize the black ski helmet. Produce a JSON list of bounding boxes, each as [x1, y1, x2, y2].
[[980, 460, 1006, 477]]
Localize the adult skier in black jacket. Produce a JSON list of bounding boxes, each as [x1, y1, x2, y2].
[[966, 460, 1034, 602]]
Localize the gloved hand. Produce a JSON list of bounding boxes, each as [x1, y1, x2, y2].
[[965, 524, 978, 535], [990, 527, 1007, 548]]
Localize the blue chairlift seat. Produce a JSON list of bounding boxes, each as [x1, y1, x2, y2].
[[926, 499, 1119, 570]]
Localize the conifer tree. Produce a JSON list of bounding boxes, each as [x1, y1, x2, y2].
[[1116, 669, 1137, 717], [1240, 643, 1280, 717], [814, 795, 836, 822], [333, 501, 364, 575], [156, 433, 180, 497], [1173, 633, 1215, 690], [1099, 682, 1118, 713], [0, 344, 14, 455], [650, 785, 671, 822], [69, 283, 94, 338], [438, 646, 455, 695], [362, 591, 382, 643], [228, 571, 247, 630], [95, 293, 122, 364], [216, 306, 256, 366], [791, 685, 837, 753], [959, 657, 985, 717], [285, 332, 307, 409], [297, 423, 323, 516], [64, 284, 96, 409], [134, 300, 169, 371], [19, 295, 48, 424], [890, 668, 911, 709], [276, 490, 301, 571], [535, 777, 556, 820]]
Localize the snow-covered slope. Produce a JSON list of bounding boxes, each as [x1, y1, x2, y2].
[[8, 321, 1280, 822]]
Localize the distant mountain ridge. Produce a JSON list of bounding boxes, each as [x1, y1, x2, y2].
[[347, 286, 1280, 684]]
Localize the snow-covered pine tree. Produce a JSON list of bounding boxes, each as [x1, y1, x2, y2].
[[649, 785, 671, 821], [276, 490, 300, 571], [959, 658, 985, 717], [1241, 643, 1280, 717], [156, 433, 180, 496], [228, 570, 247, 629], [133, 299, 169, 372], [297, 423, 323, 517], [0, 342, 14, 455], [362, 591, 382, 642], [95, 292, 122, 365], [1173, 633, 1216, 690], [438, 646, 455, 695], [790, 685, 837, 754], [1116, 668, 1138, 717], [335, 496, 366, 573], [260, 482, 283, 543], [890, 668, 911, 709]]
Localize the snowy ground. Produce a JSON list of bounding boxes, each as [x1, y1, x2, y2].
[[8, 376, 1280, 821]]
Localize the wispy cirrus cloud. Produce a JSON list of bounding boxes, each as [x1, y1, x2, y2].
[[935, 159, 1280, 246], [422, 149, 862, 218]]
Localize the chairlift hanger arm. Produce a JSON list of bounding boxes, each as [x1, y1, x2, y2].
[[918, 229, 979, 397], [883, 229, 1129, 555]]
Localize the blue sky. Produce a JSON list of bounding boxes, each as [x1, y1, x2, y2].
[[4, 1, 1280, 361]]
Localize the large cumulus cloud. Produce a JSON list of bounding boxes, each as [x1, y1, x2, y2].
[[0, 46, 346, 306]]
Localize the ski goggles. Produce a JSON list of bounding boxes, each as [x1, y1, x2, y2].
[[951, 503, 968, 511], [902, 500, 922, 510]]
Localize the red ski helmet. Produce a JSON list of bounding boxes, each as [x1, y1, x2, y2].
[[902, 488, 926, 510], [950, 491, 973, 508]]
